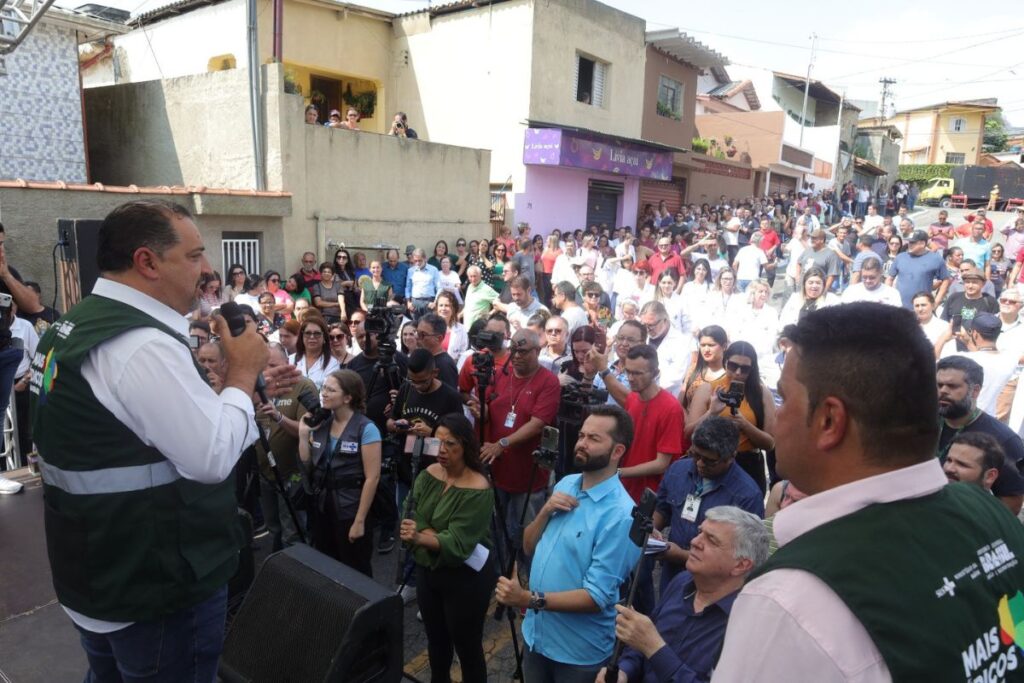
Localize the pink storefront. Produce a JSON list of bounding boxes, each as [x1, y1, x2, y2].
[[515, 125, 677, 234]]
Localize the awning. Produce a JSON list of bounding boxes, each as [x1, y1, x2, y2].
[[523, 126, 675, 181], [854, 157, 888, 176]]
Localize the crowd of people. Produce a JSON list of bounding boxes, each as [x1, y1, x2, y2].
[[15, 194, 1024, 683]]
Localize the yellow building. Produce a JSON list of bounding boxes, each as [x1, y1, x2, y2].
[[862, 99, 999, 166]]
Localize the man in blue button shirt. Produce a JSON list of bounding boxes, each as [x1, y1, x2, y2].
[[599, 506, 769, 683], [653, 417, 763, 594], [405, 248, 441, 319], [381, 248, 409, 304], [496, 405, 641, 683]]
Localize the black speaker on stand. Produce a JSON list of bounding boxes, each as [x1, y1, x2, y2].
[[219, 543, 404, 683]]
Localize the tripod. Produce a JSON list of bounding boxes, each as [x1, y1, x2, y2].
[[362, 338, 405, 543], [604, 488, 657, 683], [395, 436, 425, 593], [473, 357, 526, 680]]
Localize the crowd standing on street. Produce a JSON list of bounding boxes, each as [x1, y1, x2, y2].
[[11, 190, 1024, 682]]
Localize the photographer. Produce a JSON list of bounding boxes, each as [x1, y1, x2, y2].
[[416, 313, 460, 389], [298, 369, 381, 577], [495, 406, 641, 681], [458, 313, 512, 404], [472, 329, 560, 574], [685, 341, 776, 495], [254, 342, 319, 551]]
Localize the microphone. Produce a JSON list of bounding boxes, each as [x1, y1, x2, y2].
[[218, 301, 269, 401]]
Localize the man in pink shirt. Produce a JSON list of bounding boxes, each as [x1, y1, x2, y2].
[[713, 302, 1024, 682]]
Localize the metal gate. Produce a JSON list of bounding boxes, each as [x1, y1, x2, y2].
[[222, 238, 261, 277]]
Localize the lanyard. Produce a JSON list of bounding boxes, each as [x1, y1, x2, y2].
[[938, 408, 982, 461], [509, 370, 541, 412]]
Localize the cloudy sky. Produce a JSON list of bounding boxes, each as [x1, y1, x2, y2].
[[61, 0, 1024, 125]]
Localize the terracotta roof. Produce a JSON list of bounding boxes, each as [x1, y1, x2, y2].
[[893, 100, 1000, 115], [0, 179, 291, 197]]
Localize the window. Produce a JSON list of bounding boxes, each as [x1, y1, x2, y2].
[[575, 53, 607, 107], [945, 152, 966, 165], [950, 117, 967, 133], [657, 75, 682, 121], [222, 235, 261, 276]]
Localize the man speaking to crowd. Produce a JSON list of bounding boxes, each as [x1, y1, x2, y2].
[[29, 200, 295, 682]]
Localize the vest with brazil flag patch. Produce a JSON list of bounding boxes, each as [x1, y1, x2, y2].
[[29, 294, 244, 622], [751, 482, 1024, 682]]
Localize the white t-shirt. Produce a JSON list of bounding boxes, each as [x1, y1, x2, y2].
[[734, 245, 768, 281], [862, 214, 884, 235], [724, 217, 742, 246], [840, 283, 902, 307], [962, 350, 1017, 417]]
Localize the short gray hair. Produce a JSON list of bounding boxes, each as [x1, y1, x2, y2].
[[704, 506, 770, 571], [467, 265, 482, 277]]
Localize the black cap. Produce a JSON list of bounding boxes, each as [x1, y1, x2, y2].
[[972, 313, 1001, 337], [909, 229, 929, 243]]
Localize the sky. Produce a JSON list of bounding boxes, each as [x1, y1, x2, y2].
[[59, 0, 1024, 126]]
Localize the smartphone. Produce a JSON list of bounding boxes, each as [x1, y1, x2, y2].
[[395, 419, 410, 430], [422, 437, 440, 457], [188, 334, 202, 350], [951, 315, 962, 334], [540, 425, 559, 452], [729, 380, 746, 398], [593, 327, 607, 354]]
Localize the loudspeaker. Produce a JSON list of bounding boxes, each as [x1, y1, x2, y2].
[[219, 544, 403, 683], [56, 218, 102, 309]]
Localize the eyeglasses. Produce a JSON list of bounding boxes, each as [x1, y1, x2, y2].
[[303, 331, 323, 338], [545, 328, 564, 335], [268, 277, 280, 283], [644, 320, 666, 331], [687, 449, 722, 466], [615, 336, 642, 345], [726, 360, 752, 374], [510, 346, 538, 356], [329, 334, 346, 341], [585, 292, 600, 298], [456, 242, 466, 247], [415, 330, 439, 339], [231, 270, 244, 276], [348, 320, 361, 326], [347, 114, 358, 118], [337, 255, 348, 260], [1000, 298, 1022, 305]]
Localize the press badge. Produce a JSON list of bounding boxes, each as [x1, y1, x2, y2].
[[504, 411, 516, 428], [340, 441, 359, 453], [681, 494, 701, 522]]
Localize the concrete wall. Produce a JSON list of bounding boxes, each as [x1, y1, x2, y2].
[[528, 0, 646, 140], [696, 111, 785, 171], [85, 67, 259, 189], [86, 0, 248, 87], [685, 157, 754, 204], [897, 111, 937, 164], [393, 0, 534, 190], [641, 45, 697, 150], [936, 110, 987, 164], [0, 21, 87, 182], [268, 67, 491, 268], [0, 187, 287, 307]]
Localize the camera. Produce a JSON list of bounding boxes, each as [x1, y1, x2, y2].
[[364, 304, 398, 337], [471, 329, 504, 382], [716, 380, 746, 415], [558, 382, 609, 424]]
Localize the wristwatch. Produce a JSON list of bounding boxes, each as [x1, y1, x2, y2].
[[599, 368, 612, 380], [528, 591, 547, 611], [499, 437, 510, 449]]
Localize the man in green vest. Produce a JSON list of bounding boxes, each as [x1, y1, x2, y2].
[[712, 302, 1024, 682], [29, 200, 295, 682]]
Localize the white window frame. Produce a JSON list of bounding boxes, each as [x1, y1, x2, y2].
[[944, 152, 966, 165], [657, 75, 683, 120], [222, 237, 261, 277], [950, 117, 967, 133], [575, 52, 608, 108]]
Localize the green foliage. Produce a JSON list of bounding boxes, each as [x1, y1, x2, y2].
[[897, 164, 954, 183], [656, 100, 681, 121], [342, 83, 377, 118], [691, 137, 710, 153], [984, 117, 1008, 153]]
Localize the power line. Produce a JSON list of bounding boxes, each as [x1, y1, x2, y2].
[[818, 25, 1024, 45]]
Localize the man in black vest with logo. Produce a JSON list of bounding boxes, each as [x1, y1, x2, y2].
[[29, 200, 296, 682], [713, 302, 1024, 682]]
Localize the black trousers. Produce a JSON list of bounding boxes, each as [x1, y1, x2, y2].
[[312, 495, 374, 577], [735, 450, 767, 497], [416, 555, 498, 683]]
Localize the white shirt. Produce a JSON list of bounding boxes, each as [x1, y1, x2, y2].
[[862, 214, 884, 235], [507, 298, 549, 332], [962, 349, 1017, 417], [734, 245, 768, 281], [724, 217, 742, 246], [840, 283, 903, 307], [293, 353, 341, 391], [69, 278, 258, 633], [438, 271, 463, 304], [559, 306, 590, 337], [446, 322, 469, 360], [651, 326, 694, 397], [11, 316, 39, 377], [551, 254, 580, 289]]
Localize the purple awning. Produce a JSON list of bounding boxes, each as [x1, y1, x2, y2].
[[523, 128, 673, 181]]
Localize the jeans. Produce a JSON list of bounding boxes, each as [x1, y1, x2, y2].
[[855, 201, 867, 218], [522, 646, 605, 683], [494, 487, 546, 580], [76, 586, 228, 683], [258, 476, 305, 551], [737, 279, 751, 292]]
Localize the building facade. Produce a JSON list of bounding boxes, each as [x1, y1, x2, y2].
[[862, 100, 999, 166]]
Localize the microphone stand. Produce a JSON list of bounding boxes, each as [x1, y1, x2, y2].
[[395, 436, 425, 592], [604, 488, 657, 683]]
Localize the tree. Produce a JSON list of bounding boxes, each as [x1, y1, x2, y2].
[[983, 116, 1008, 153]]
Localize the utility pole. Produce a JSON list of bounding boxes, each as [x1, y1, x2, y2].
[[798, 32, 818, 148], [879, 77, 896, 122]]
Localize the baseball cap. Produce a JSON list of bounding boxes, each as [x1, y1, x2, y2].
[[329, 109, 341, 118], [632, 259, 650, 273], [972, 313, 1001, 337], [908, 230, 929, 244], [960, 264, 985, 282]]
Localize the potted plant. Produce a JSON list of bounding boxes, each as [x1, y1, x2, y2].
[[691, 137, 710, 154]]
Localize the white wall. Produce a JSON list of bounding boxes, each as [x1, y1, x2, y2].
[[88, 0, 247, 86]]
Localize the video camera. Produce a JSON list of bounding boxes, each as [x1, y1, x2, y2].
[[364, 304, 401, 356], [471, 329, 504, 381], [558, 381, 609, 424], [716, 380, 746, 415]]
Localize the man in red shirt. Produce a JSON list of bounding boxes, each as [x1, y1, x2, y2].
[[619, 344, 686, 502], [957, 209, 994, 240], [470, 328, 560, 576], [648, 235, 685, 285]]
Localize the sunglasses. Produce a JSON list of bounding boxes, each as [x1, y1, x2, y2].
[[329, 333, 346, 341], [726, 360, 752, 374], [1000, 298, 1022, 305], [303, 331, 323, 338]]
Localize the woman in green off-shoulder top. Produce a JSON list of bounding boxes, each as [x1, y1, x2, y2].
[[400, 414, 496, 683]]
